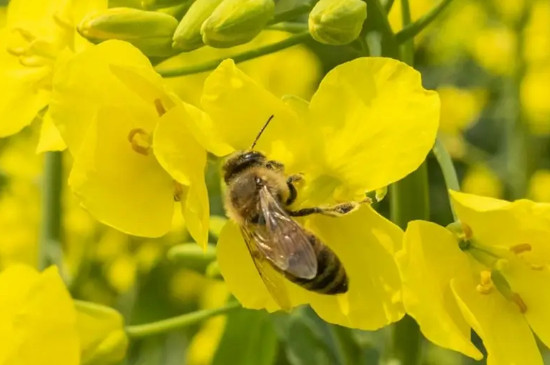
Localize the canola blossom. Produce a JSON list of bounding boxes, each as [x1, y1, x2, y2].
[[1, 0, 550, 363]]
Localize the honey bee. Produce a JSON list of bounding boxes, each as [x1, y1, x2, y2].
[[223, 116, 367, 309]]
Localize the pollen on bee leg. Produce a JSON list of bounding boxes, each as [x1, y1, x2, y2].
[[128, 128, 151, 156], [476, 270, 493, 294], [509, 243, 532, 255], [154, 98, 166, 117]]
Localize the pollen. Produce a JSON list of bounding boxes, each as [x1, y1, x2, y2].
[[128, 128, 151, 156], [509, 243, 532, 254], [476, 270, 493, 294]]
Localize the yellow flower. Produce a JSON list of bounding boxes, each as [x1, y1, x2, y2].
[[156, 30, 321, 106], [0, 265, 79, 365], [521, 65, 550, 135], [49, 40, 209, 246], [397, 191, 550, 364], [471, 26, 516, 76], [524, 0, 550, 67], [528, 169, 550, 202], [195, 57, 439, 329], [462, 164, 503, 199], [0, 0, 106, 151]]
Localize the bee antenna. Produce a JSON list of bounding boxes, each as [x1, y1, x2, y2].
[[250, 114, 274, 150]]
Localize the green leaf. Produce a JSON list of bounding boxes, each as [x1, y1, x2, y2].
[[212, 309, 278, 365]]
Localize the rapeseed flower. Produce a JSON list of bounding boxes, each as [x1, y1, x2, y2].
[[0, 0, 106, 151], [397, 191, 550, 364], [49, 40, 209, 245], [196, 58, 439, 329]]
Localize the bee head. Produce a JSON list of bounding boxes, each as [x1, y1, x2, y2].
[[223, 150, 267, 183]]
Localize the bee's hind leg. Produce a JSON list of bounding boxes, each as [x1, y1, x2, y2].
[[288, 198, 371, 217], [285, 174, 303, 206]]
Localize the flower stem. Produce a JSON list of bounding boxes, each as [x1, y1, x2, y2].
[[387, 1, 426, 364], [395, 0, 454, 44], [38, 151, 63, 270], [267, 22, 308, 33], [432, 136, 460, 221], [157, 32, 311, 77], [126, 301, 241, 338]]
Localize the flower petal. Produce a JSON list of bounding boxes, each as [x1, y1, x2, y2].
[[180, 176, 210, 250], [0, 265, 79, 365], [68, 105, 174, 237], [36, 110, 67, 153], [505, 259, 550, 349], [200, 59, 305, 162], [308, 57, 440, 193], [305, 205, 404, 330], [50, 40, 156, 154], [397, 221, 482, 359], [451, 272, 542, 365]]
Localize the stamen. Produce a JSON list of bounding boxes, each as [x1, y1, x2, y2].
[[462, 222, 473, 240], [510, 293, 528, 313], [476, 270, 493, 294], [491, 269, 529, 314], [12, 27, 36, 42], [154, 98, 166, 117], [6, 46, 28, 57], [128, 128, 151, 156], [173, 182, 184, 202], [510, 243, 532, 255]]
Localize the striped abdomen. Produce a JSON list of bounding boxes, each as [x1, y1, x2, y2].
[[285, 234, 348, 294]]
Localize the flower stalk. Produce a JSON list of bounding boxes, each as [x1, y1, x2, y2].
[[38, 151, 63, 270]]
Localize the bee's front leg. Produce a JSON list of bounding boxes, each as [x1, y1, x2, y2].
[[288, 198, 371, 217]]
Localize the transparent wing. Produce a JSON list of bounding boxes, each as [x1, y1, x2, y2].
[[254, 186, 318, 280], [240, 226, 292, 311]]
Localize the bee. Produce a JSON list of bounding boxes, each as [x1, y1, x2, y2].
[[223, 115, 367, 309]]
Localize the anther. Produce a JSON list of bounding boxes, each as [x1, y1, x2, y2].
[[173, 182, 184, 202], [462, 223, 473, 240], [476, 270, 493, 294], [128, 128, 151, 156], [510, 243, 532, 255], [154, 98, 166, 117]]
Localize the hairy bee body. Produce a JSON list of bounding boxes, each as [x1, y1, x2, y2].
[[223, 151, 348, 295]]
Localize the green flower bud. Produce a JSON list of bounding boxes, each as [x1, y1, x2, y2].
[[201, 0, 275, 48], [172, 0, 224, 51], [308, 0, 367, 45], [142, 0, 189, 10], [75, 301, 128, 365], [78, 8, 178, 57]]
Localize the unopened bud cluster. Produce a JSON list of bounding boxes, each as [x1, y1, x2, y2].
[[78, 0, 368, 57]]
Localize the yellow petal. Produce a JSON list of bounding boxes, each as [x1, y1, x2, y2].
[[308, 57, 440, 193], [36, 110, 67, 153], [305, 205, 404, 329], [449, 190, 550, 263], [200, 59, 305, 162], [218, 206, 405, 329], [153, 104, 207, 187], [75, 300, 128, 365], [451, 272, 542, 365], [0, 265, 79, 365], [504, 260, 550, 349], [180, 175, 210, 250], [0, 45, 50, 138], [397, 221, 482, 359], [69, 105, 174, 237], [50, 40, 156, 154]]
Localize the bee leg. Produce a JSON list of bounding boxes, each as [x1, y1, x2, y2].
[[288, 198, 371, 217], [285, 175, 303, 206]]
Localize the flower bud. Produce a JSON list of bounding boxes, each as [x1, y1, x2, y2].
[[201, 0, 275, 48], [172, 0, 224, 51], [308, 0, 367, 45], [78, 8, 178, 57], [75, 301, 128, 365]]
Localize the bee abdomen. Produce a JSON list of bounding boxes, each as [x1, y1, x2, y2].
[[288, 238, 348, 295]]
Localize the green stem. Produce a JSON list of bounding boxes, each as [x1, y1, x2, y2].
[[383, 0, 396, 13], [432, 136, 459, 221], [268, 4, 311, 25], [395, 0, 454, 44], [267, 22, 308, 33], [157, 32, 311, 77], [38, 151, 63, 270], [126, 301, 241, 338], [387, 2, 425, 365]]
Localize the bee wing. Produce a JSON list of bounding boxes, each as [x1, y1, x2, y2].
[[255, 186, 318, 280], [240, 226, 292, 311]]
